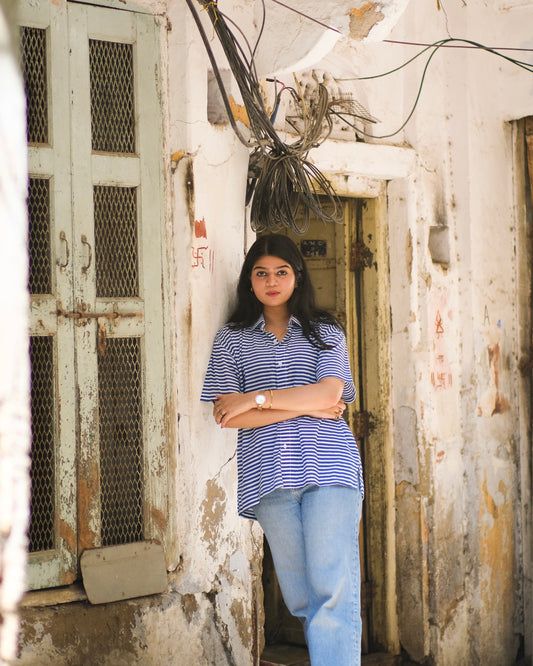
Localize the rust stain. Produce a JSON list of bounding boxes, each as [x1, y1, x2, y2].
[[477, 323, 510, 416], [151, 506, 167, 534], [479, 474, 514, 623], [200, 480, 227, 558], [348, 2, 385, 40], [349, 2, 375, 19], [57, 518, 77, 555], [78, 460, 100, 551]]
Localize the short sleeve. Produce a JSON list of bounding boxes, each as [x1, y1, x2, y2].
[[316, 325, 356, 403], [200, 328, 242, 402]]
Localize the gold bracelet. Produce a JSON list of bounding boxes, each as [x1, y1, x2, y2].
[[268, 388, 273, 409]]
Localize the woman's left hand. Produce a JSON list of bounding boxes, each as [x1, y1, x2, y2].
[[213, 393, 254, 426]]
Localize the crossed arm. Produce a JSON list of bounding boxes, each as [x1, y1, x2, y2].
[[212, 377, 346, 429]]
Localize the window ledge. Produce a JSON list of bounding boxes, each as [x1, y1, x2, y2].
[[20, 583, 87, 608]]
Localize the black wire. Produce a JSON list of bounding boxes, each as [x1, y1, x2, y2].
[[187, 4, 533, 220], [335, 37, 533, 139], [184, 0, 250, 147], [189, 0, 344, 232]]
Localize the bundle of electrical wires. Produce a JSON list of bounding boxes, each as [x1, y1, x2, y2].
[[185, 0, 345, 233]]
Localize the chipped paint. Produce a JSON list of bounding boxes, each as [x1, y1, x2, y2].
[[230, 598, 250, 648], [181, 593, 199, 623], [77, 459, 100, 551], [477, 322, 510, 416], [200, 480, 227, 558], [349, 2, 385, 40], [228, 94, 250, 128], [150, 506, 167, 535], [406, 228, 413, 284]]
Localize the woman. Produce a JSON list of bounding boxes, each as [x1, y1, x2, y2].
[[201, 234, 364, 666]]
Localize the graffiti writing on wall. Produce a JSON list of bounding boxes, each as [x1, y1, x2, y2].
[[192, 217, 214, 272], [430, 290, 453, 390]]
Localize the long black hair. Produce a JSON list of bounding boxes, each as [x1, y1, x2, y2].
[[227, 234, 342, 349]]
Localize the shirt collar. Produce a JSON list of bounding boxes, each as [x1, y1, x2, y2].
[[251, 314, 302, 331]]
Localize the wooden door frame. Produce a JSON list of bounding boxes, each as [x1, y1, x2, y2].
[[514, 116, 533, 660]]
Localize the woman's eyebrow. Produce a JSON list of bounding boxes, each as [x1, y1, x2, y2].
[[253, 264, 290, 270]]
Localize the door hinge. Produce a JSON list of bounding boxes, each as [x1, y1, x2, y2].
[[350, 240, 373, 271], [352, 410, 375, 440]]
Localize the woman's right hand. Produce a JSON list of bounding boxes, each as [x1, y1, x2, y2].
[[308, 399, 346, 420]]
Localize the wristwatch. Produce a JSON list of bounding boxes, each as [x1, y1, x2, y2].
[[255, 393, 267, 409]]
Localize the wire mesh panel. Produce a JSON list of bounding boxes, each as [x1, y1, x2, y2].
[[98, 337, 144, 546], [89, 39, 135, 154], [94, 185, 139, 298], [28, 177, 52, 295], [20, 26, 49, 145], [29, 336, 55, 553]]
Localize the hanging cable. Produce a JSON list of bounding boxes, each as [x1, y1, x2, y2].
[[335, 37, 533, 140], [187, 0, 350, 233]]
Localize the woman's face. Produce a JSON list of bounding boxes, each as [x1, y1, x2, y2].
[[250, 254, 297, 309]]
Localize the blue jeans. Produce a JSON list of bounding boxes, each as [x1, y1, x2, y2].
[[254, 484, 363, 666]]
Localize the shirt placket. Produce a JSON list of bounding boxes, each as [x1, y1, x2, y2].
[[274, 335, 295, 483]]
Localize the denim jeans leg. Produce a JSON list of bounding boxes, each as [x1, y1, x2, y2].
[[254, 485, 363, 666], [254, 487, 310, 630], [302, 485, 363, 666]]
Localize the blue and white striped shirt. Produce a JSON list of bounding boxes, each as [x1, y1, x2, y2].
[[201, 315, 364, 519]]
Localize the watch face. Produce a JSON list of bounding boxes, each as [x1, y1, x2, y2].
[[255, 393, 266, 406]]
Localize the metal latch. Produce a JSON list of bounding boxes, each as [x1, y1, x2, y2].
[[55, 301, 141, 321]]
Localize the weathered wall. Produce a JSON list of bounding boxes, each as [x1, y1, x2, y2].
[[356, 1, 533, 663], [11, 0, 533, 664]]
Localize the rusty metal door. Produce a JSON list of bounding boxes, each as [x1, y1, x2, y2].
[[19, 0, 168, 591]]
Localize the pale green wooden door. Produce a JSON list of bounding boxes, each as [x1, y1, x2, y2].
[[19, 0, 167, 591]]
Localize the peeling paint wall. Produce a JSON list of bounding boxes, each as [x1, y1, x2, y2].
[[8, 0, 533, 665], [376, 1, 532, 662]]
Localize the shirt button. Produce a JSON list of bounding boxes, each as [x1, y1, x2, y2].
[[282, 444, 287, 450]]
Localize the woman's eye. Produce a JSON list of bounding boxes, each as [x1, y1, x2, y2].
[[278, 270, 288, 277], [255, 271, 267, 278]]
